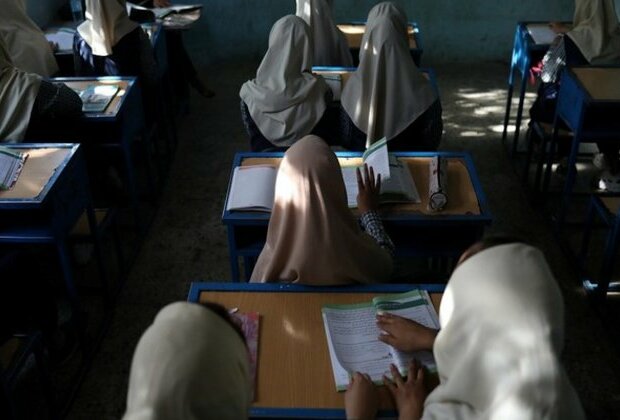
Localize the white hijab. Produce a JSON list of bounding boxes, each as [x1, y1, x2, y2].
[[567, 0, 620, 64], [423, 244, 585, 420], [340, 4, 436, 146], [123, 302, 251, 420], [239, 15, 329, 146], [295, 0, 354, 66], [0, 0, 58, 77], [0, 34, 41, 142], [78, 0, 139, 56]]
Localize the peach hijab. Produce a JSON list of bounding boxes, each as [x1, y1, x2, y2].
[[567, 0, 620, 64], [78, 0, 139, 56], [250, 135, 392, 284], [424, 244, 585, 419]]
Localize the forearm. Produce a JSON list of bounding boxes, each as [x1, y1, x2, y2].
[[359, 210, 395, 256]]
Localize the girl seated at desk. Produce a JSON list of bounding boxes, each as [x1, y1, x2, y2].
[[344, 240, 585, 420], [295, 0, 354, 67], [529, 0, 620, 191], [239, 16, 333, 151], [0, 0, 59, 77], [0, 35, 81, 142], [123, 302, 251, 419], [340, 2, 443, 151], [250, 135, 393, 284]]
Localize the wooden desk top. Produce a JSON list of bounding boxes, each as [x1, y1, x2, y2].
[[241, 156, 480, 216], [338, 24, 417, 49], [0, 147, 71, 200], [197, 289, 442, 411], [572, 68, 620, 101], [61, 79, 131, 117]]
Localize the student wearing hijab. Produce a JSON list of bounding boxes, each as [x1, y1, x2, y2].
[[0, 35, 81, 142], [529, 0, 620, 191], [123, 301, 251, 420], [240, 16, 333, 151], [296, 0, 354, 67], [250, 135, 393, 284], [0, 0, 59, 77], [340, 2, 442, 151], [344, 241, 585, 420]]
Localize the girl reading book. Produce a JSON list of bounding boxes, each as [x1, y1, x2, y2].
[[345, 241, 585, 420], [250, 135, 393, 284], [123, 302, 250, 420], [339, 2, 442, 151]]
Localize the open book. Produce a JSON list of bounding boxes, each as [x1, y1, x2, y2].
[[71, 85, 119, 113], [226, 165, 277, 212], [322, 289, 440, 391], [341, 138, 420, 208], [0, 147, 28, 191]]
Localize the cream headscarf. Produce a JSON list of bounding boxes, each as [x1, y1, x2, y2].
[[123, 302, 251, 420], [78, 0, 139, 56], [423, 244, 585, 419], [0, 0, 58, 77], [239, 15, 329, 146], [567, 0, 620, 64], [340, 4, 436, 146], [0, 34, 41, 142], [295, 0, 354, 66], [250, 135, 393, 284]]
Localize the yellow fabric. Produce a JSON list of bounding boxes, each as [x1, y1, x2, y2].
[[239, 16, 328, 146], [423, 244, 585, 420], [123, 302, 251, 420], [78, 0, 139, 56], [341, 3, 436, 146], [0, 0, 58, 76], [296, 0, 353, 66], [250, 135, 393, 284], [567, 0, 620, 64], [0, 34, 41, 142]]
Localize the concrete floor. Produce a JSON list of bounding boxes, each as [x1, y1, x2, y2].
[[64, 60, 620, 419]]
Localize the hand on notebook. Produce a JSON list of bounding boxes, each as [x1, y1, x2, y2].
[[548, 21, 570, 34], [153, 0, 171, 7], [356, 164, 381, 213], [344, 372, 378, 420], [383, 361, 426, 420], [376, 313, 437, 352]]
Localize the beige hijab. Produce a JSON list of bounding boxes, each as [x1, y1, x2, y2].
[[0, 35, 41, 142], [567, 0, 620, 64], [423, 244, 585, 419], [296, 0, 354, 66], [123, 302, 251, 420], [0, 0, 58, 77], [239, 16, 329, 146], [78, 0, 139, 56], [250, 135, 393, 284], [340, 4, 436, 146]]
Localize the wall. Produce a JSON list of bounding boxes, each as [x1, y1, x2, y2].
[[27, 0, 68, 27], [183, 0, 577, 66]]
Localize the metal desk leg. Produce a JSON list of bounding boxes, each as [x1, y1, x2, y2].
[[511, 56, 530, 157], [502, 29, 520, 143], [556, 131, 581, 228]]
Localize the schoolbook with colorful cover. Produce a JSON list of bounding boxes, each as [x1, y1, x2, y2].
[[0, 146, 28, 191], [73, 85, 119, 113], [322, 289, 439, 391], [232, 311, 260, 400]]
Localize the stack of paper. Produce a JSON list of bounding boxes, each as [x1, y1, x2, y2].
[[0, 147, 27, 191]]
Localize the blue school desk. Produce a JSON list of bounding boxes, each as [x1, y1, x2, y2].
[[337, 21, 423, 66], [51, 76, 147, 231], [501, 22, 568, 157], [187, 281, 445, 419], [223, 151, 492, 281], [0, 143, 104, 330], [541, 67, 620, 227]]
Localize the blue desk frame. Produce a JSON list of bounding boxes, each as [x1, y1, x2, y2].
[[541, 66, 620, 227], [502, 22, 562, 156], [187, 281, 445, 418], [50, 76, 147, 231], [222, 151, 491, 281], [0, 143, 105, 328]]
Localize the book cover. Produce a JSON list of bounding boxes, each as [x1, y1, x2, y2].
[[233, 311, 260, 401], [76, 85, 119, 113], [322, 289, 439, 391]]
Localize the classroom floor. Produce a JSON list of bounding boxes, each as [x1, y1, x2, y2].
[[59, 60, 620, 419]]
